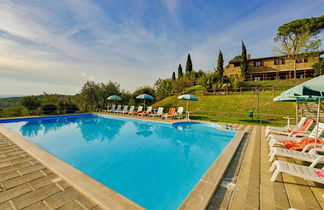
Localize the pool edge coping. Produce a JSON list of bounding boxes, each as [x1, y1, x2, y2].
[[178, 130, 246, 210], [0, 113, 243, 210], [0, 125, 145, 210]]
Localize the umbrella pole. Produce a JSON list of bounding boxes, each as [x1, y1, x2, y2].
[[186, 101, 189, 120], [296, 102, 299, 126], [186, 101, 189, 112], [315, 99, 321, 147]]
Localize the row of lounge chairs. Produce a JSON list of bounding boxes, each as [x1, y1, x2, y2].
[[265, 117, 324, 184], [101, 105, 184, 119]]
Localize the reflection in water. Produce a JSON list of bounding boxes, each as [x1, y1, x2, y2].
[[76, 116, 125, 142], [134, 122, 154, 138], [20, 115, 126, 143], [20, 117, 79, 138]]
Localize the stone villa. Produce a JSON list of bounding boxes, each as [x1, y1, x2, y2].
[[224, 51, 324, 81]]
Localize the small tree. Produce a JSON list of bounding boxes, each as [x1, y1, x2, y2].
[[197, 71, 209, 95], [274, 15, 324, 78], [240, 41, 248, 78], [172, 77, 191, 93], [216, 50, 224, 81], [172, 71, 176, 80], [185, 53, 193, 72], [77, 81, 121, 111], [20, 96, 41, 115], [177, 64, 183, 78], [154, 79, 172, 100], [313, 60, 324, 76]]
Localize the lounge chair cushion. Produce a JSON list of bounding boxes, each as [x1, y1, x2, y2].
[[281, 138, 324, 150], [316, 170, 324, 177]]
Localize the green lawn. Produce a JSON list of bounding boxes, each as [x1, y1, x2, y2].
[[153, 79, 313, 126]]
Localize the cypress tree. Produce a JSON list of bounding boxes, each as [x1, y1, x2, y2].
[[216, 50, 224, 79], [172, 71, 176, 80], [185, 54, 193, 72], [177, 64, 183, 78], [240, 41, 248, 78]]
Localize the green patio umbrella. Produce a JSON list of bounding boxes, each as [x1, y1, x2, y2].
[[274, 75, 324, 144], [178, 94, 199, 120], [136, 94, 154, 110], [107, 95, 121, 105]]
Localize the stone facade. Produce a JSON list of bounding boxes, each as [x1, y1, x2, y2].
[[224, 52, 323, 81]]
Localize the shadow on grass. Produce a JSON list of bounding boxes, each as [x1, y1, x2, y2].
[[239, 119, 270, 125], [190, 115, 271, 125]]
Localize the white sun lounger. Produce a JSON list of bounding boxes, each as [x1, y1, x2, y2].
[[149, 107, 164, 117], [127, 106, 135, 114], [120, 105, 129, 114], [138, 106, 152, 116], [130, 106, 143, 115], [266, 119, 313, 141], [107, 105, 116, 113], [175, 107, 184, 119], [270, 160, 324, 183], [269, 147, 324, 167], [269, 123, 324, 148], [114, 105, 122, 113], [266, 117, 307, 136]]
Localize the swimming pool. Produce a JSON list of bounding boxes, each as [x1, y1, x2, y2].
[[0, 114, 236, 209]]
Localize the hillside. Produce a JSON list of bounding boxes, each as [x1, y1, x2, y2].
[[0, 97, 21, 108], [153, 79, 313, 126]]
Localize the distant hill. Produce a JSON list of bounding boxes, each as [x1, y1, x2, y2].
[[0, 95, 23, 98], [0, 94, 76, 108], [0, 97, 21, 108]]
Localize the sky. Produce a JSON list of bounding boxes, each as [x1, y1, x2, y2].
[[0, 0, 323, 96]]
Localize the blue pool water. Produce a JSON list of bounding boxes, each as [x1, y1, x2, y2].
[[1, 114, 236, 209]]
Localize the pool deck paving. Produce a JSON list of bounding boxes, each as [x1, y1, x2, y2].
[[0, 113, 323, 209], [208, 124, 324, 210], [0, 132, 103, 210]]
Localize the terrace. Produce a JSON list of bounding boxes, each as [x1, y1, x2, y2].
[[0, 114, 323, 209]]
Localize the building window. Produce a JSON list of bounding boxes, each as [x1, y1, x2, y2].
[[254, 77, 261, 81], [233, 63, 240, 67], [254, 61, 262, 67], [296, 58, 308, 63], [274, 58, 285, 65]]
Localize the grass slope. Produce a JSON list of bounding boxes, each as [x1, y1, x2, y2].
[[153, 79, 311, 126]]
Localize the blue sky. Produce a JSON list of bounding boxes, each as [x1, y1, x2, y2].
[[0, 0, 323, 95]]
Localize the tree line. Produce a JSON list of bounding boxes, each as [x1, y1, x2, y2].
[[0, 83, 156, 117]]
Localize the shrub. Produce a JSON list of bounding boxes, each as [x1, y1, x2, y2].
[[42, 104, 58, 115], [65, 104, 79, 114], [0, 106, 29, 118]]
